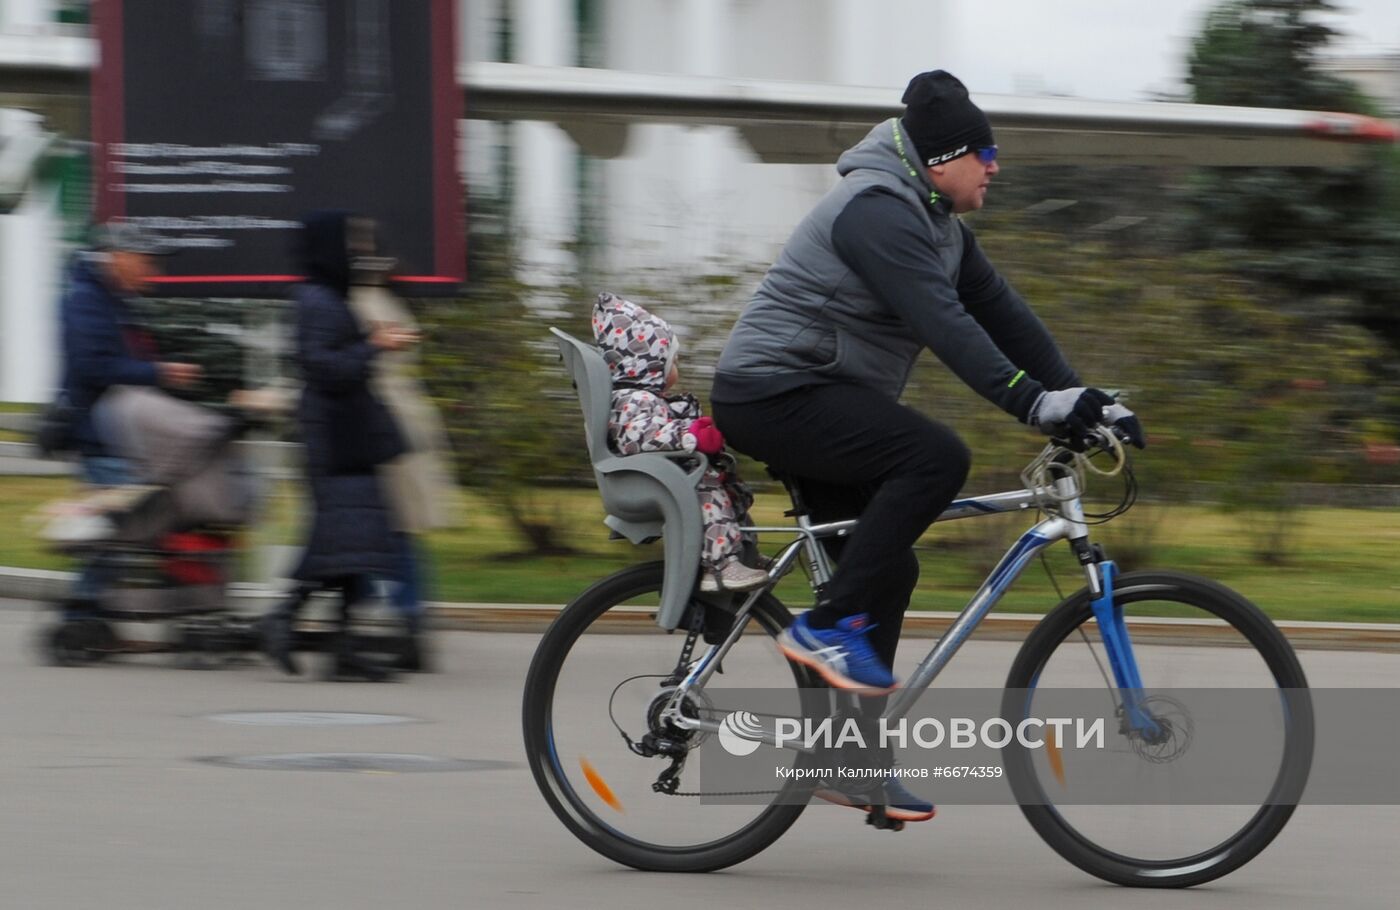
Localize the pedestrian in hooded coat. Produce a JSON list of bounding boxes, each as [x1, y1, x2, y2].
[[260, 210, 416, 680]]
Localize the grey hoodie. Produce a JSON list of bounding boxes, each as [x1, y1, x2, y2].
[[712, 118, 1078, 420]]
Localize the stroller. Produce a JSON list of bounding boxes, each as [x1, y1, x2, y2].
[[37, 387, 268, 667]]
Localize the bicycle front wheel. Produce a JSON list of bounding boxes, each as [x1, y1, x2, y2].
[[1001, 570, 1313, 888], [523, 561, 817, 872]]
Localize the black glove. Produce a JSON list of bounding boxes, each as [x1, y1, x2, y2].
[[1102, 402, 1146, 449]]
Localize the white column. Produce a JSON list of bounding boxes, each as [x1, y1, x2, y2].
[[829, 0, 960, 88], [673, 0, 727, 264], [458, 0, 494, 63], [679, 0, 723, 74], [1, 0, 52, 32], [516, 0, 574, 64], [460, 0, 503, 193], [0, 188, 61, 403], [830, 0, 880, 85], [510, 0, 577, 282]]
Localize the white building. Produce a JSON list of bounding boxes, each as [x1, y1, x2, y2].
[[1321, 52, 1400, 117], [8, 1, 1398, 402], [463, 0, 955, 280], [1, 0, 958, 402]]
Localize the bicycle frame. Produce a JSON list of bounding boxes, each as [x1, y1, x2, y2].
[[664, 469, 1156, 746]]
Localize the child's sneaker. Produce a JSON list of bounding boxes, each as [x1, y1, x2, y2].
[[776, 612, 896, 693], [699, 560, 770, 593]]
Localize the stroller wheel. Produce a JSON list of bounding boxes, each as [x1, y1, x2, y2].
[[83, 619, 119, 661], [43, 619, 117, 666], [174, 617, 247, 669], [42, 624, 86, 666]]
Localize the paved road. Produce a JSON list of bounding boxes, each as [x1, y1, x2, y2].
[[1, 601, 1395, 910]]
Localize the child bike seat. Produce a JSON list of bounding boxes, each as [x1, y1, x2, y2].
[[551, 327, 705, 630]]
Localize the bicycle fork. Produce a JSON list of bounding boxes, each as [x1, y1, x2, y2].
[[1082, 555, 1163, 742]]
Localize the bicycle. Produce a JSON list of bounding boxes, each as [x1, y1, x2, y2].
[[524, 333, 1313, 888]]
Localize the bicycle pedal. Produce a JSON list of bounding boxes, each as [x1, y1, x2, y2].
[[865, 806, 904, 832]]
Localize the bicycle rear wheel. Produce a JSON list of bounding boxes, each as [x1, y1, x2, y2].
[[1001, 570, 1313, 888], [522, 561, 817, 872]]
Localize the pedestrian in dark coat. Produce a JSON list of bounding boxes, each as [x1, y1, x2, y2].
[[261, 210, 415, 680]]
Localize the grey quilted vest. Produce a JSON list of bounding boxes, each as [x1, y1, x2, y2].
[[713, 118, 964, 403]]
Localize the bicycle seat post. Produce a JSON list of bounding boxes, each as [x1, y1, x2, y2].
[[770, 471, 836, 592], [772, 470, 809, 519]]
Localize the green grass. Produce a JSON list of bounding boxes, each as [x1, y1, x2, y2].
[[2, 476, 1397, 623], [0, 403, 37, 442], [2, 477, 81, 568]]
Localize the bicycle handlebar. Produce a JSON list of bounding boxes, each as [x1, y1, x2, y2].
[[1035, 425, 1130, 499], [1048, 424, 1128, 460]]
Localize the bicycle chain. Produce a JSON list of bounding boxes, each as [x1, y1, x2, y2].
[[663, 788, 784, 797], [663, 607, 792, 797]]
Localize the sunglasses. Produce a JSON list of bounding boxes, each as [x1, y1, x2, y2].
[[927, 145, 999, 166]]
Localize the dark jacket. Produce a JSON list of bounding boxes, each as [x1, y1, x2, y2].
[[59, 256, 161, 455], [290, 213, 405, 582], [712, 118, 1079, 420]]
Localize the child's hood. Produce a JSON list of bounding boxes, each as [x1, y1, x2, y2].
[[591, 292, 678, 392]]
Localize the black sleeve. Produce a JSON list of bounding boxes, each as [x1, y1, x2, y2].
[[831, 189, 1044, 421], [956, 223, 1080, 391], [295, 286, 378, 394]]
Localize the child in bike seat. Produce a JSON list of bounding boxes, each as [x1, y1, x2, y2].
[[592, 292, 768, 592]]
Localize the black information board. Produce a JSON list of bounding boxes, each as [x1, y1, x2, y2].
[[93, 0, 462, 297]]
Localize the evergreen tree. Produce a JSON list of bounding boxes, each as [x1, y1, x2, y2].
[[1186, 0, 1400, 379]]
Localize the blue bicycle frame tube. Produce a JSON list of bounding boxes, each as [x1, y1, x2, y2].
[[1088, 560, 1160, 737]]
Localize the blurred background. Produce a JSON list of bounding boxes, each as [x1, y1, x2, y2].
[[2, 0, 1398, 620]]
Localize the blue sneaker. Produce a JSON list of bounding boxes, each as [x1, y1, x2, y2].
[[814, 772, 937, 823], [777, 612, 896, 693]]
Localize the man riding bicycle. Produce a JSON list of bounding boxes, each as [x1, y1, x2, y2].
[[710, 70, 1144, 817]]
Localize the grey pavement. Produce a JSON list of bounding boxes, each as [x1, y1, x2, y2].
[[0, 440, 72, 476], [0, 602, 1397, 910]]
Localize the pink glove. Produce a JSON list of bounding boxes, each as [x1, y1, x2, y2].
[[688, 417, 725, 455]]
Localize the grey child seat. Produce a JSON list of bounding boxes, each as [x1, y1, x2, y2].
[[551, 327, 706, 630]]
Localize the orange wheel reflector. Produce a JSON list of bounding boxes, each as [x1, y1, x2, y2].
[[1046, 737, 1066, 787], [580, 758, 624, 813]]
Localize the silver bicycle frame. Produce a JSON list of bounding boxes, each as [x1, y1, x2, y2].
[[665, 473, 1098, 742]]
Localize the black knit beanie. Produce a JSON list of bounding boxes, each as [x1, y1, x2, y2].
[[900, 70, 995, 167]]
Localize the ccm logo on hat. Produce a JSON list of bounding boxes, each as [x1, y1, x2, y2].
[[926, 145, 969, 166]]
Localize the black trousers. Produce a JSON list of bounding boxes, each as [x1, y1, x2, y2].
[[713, 384, 970, 666]]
